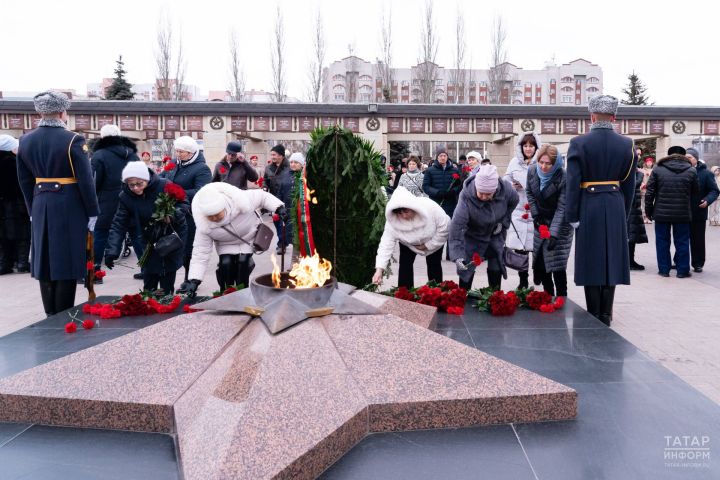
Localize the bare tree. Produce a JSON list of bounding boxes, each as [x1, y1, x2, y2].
[[344, 44, 358, 103], [173, 31, 187, 101], [488, 15, 509, 104], [270, 5, 287, 102], [451, 6, 466, 104], [155, 13, 172, 101], [416, 1, 439, 103], [228, 28, 245, 101], [376, 7, 394, 103], [307, 10, 325, 102]]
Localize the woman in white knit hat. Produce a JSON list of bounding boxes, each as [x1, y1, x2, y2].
[[104, 162, 188, 294], [178, 182, 287, 297]]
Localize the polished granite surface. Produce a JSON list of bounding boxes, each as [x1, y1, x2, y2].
[[1, 298, 718, 479]]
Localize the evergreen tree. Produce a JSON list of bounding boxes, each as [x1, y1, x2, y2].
[[105, 55, 134, 100], [305, 126, 387, 287], [621, 71, 651, 105]]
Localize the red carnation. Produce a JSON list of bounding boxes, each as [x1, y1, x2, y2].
[[86, 261, 94, 271], [472, 253, 483, 266], [183, 304, 203, 313], [65, 322, 77, 333], [452, 173, 460, 180], [272, 213, 280, 222], [164, 182, 186, 202], [524, 203, 530, 210], [82, 319, 95, 330], [447, 306, 465, 315], [223, 287, 238, 295], [163, 162, 176, 172], [538, 225, 551, 239], [256, 177, 264, 188], [219, 166, 228, 175], [94, 270, 106, 279], [522, 213, 529, 220], [553, 296, 565, 309]]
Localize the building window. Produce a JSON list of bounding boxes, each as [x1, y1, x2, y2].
[[561, 86, 574, 92], [562, 95, 572, 103], [401, 80, 409, 87], [332, 74, 345, 81], [333, 85, 345, 94], [435, 79, 444, 86], [360, 93, 371, 101], [334, 94, 345, 100], [513, 80, 521, 86], [561, 76, 573, 82], [587, 86, 599, 92], [513, 89, 523, 96], [588, 77, 600, 84], [359, 74, 372, 81], [480, 81, 488, 87]]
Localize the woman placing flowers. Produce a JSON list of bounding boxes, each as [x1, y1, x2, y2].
[[104, 162, 188, 294]]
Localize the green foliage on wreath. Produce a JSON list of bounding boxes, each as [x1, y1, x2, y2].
[[305, 125, 387, 287]]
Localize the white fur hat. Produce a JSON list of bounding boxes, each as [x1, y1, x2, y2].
[[121, 161, 150, 182], [174, 136, 199, 153], [289, 152, 306, 166], [100, 124, 121, 138], [193, 183, 231, 216], [466, 151, 482, 161]]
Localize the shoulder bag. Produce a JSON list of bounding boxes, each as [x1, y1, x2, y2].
[[221, 213, 274, 253], [502, 221, 530, 271]]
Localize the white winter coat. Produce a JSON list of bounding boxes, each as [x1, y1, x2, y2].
[[374, 187, 450, 269], [504, 132, 540, 251], [188, 182, 283, 280]]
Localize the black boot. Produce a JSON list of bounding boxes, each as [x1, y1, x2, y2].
[[459, 273, 475, 291], [0, 239, 13, 274], [54, 280, 78, 313], [218, 254, 239, 291], [517, 270, 529, 290], [554, 271, 568, 297], [584, 286, 602, 320], [15, 238, 30, 273], [39, 280, 56, 316], [487, 270, 502, 290], [599, 286, 616, 327], [629, 242, 644, 271], [541, 271, 555, 296]]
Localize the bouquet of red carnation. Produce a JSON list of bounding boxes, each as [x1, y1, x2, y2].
[[389, 280, 467, 314], [138, 182, 186, 266], [487, 290, 520, 316], [163, 162, 176, 172], [526, 290, 553, 310]]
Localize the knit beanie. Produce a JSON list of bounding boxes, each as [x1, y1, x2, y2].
[[686, 147, 700, 161], [270, 144, 286, 157], [474, 164, 499, 193], [193, 184, 230, 216], [667, 145, 686, 156], [121, 161, 150, 182], [435, 144, 448, 158], [100, 124, 121, 138], [289, 152, 306, 166], [174, 136, 199, 153]]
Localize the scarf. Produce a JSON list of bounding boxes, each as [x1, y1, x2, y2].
[[537, 153, 564, 191]]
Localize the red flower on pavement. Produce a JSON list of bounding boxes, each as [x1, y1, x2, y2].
[[447, 306, 465, 315], [163, 162, 177, 172], [219, 166, 228, 175], [539, 304, 556, 313], [163, 182, 186, 202], [526, 290, 553, 310], [86, 261, 94, 271], [82, 319, 95, 330], [538, 225, 551, 239], [488, 290, 520, 316], [94, 270, 106, 279], [553, 296, 565, 309], [183, 304, 203, 313], [522, 213, 529, 220], [472, 253, 483, 266], [524, 203, 530, 210], [65, 322, 77, 333], [223, 287, 238, 295]]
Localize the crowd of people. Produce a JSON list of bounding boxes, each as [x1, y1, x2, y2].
[[4, 90, 720, 327]]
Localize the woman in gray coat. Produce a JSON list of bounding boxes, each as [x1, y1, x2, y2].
[[526, 145, 573, 297], [449, 165, 519, 290]]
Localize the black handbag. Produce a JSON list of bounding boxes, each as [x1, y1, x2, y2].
[[153, 225, 183, 258], [502, 221, 530, 271]]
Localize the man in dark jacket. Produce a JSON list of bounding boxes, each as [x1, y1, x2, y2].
[[423, 144, 461, 218], [90, 124, 139, 278], [684, 148, 718, 272], [264, 144, 294, 254], [16, 91, 100, 315], [212, 140, 258, 189], [566, 95, 635, 326], [644, 146, 698, 278]]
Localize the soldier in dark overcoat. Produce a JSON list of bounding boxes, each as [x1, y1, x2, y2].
[[16, 91, 100, 315], [565, 95, 636, 326]]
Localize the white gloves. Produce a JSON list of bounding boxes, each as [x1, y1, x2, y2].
[[455, 259, 468, 271], [88, 216, 97, 232], [493, 223, 503, 235]]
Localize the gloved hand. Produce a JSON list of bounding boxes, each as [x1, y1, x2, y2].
[[455, 258, 468, 271], [570, 222, 580, 229], [547, 236, 558, 251], [88, 216, 97, 232], [493, 223, 503, 235], [275, 206, 289, 223], [178, 279, 202, 298], [104, 255, 117, 269]]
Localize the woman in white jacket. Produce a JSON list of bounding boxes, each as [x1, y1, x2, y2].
[[504, 132, 540, 289], [372, 186, 450, 288], [178, 182, 285, 296]]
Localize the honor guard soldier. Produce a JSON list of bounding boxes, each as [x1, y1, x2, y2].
[[566, 95, 636, 326], [16, 91, 99, 316]]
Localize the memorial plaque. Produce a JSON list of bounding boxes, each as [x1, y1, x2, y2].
[[321, 117, 337, 128], [145, 130, 158, 139], [164, 115, 181, 131], [388, 117, 404, 133], [254, 117, 270, 131], [230, 116, 247, 131], [276, 117, 293, 132], [562, 119, 579, 134], [97, 115, 114, 129], [298, 117, 315, 131], [704, 120, 719, 135], [628, 120, 644, 134], [454, 118, 470, 133], [163, 130, 176, 139], [409, 117, 425, 133], [141, 115, 159, 130], [343, 117, 359, 132], [118, 115, 136, 131], [7, 114, 24, 129], [74, 114, 91, 130], [180, 131, 191, 137], [649, 120, 664, 134], [30, 115, 42, 129], [476, 118, 492, 133], [498, 118, 514, 133], [187, 115, 203, 131], [541, 119, 557, 134], [431, 118, 448, 133]]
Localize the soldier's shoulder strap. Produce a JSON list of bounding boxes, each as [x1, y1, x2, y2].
[[67, 133, 81, 179], [621, 138, 636, 183]]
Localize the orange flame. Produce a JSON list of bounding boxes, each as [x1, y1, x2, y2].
[[289, 254, 332, 289], [270, 253, 282, 288]]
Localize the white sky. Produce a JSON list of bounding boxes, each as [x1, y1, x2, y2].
[[2, 0, 717, 105]]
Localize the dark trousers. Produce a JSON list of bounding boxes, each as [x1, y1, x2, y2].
[[534, 250, 567, 296], [93, 228, 110, 269], [274, 219, 293, 249], [143, 272, 177, 294], [216, 254, 255, 290], [39, 280, 77, 316], [655, 222, 690, 274], [689, 220, 706, 269], [398, 243, 443, 289]]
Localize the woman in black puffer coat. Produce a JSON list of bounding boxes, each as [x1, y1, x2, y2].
[[627, 166, 649, 270], [0, 137, 30, 274], [91, 125, 139, 271]]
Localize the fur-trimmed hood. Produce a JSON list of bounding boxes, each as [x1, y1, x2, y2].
[[92, 135, 138, 153], [192, 182, 267, 230], [656, 154, 692, 174], [514, 131, 542, 164], [385, 186, 433, 225]]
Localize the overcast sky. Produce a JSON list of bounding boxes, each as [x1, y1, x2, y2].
[[2, 0, 716, 105]]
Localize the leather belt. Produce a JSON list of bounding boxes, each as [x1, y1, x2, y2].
[[581, 181, 619, 189], [35, 177, 77, 184]]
